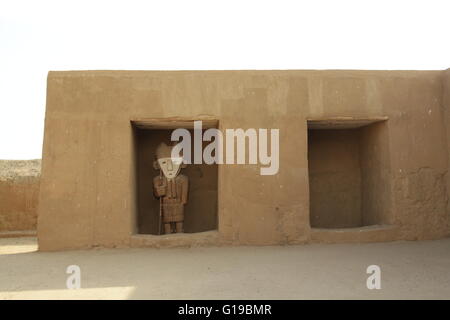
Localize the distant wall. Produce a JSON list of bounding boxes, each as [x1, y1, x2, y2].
[[0, 160, 40, 232]]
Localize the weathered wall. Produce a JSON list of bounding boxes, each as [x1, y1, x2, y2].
[[0, 160, 40, 232], [360, 121, 392, 226], [308, 129, 362, 228], [443, 69, 450, 236], [381, 74, 448, 240], [38, 70, 450, 251]]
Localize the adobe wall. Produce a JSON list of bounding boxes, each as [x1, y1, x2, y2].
[[443, 69, 450, 236], [0, 160, 40, 232], [38, 70, 450, 251], [360, 121, 392, 226]]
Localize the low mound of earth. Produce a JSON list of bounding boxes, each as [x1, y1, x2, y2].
[[0, 160, 41, 181]]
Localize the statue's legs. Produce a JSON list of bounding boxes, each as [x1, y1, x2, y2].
[[164, 223, 172, 234], [176, 222, 184, 233]]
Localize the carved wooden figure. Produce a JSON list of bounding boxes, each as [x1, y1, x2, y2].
[[153, 143, 189, 234]]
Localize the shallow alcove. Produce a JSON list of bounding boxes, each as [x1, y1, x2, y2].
[[131, 119, 218, 235], [307, 117, 392, 229]]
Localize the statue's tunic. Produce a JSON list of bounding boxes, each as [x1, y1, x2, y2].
[[153, 174, 188, 223]]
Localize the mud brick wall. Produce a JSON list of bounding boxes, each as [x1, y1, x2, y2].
[[0, 160, 40, 232], [38, 70, 450, 250]]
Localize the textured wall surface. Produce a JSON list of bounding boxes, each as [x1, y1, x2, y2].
[[0, 160, 40, 232], [38, 70, 450, 251], [360, 121, 392, 226], [308, 129, 362, 228], [443, 70, 450, 237]]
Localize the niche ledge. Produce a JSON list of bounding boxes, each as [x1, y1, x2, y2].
[[130, 230, 220, 248], [0, 230, 37, 238], [310, 224, 399, 244]]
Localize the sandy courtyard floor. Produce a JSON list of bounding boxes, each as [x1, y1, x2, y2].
[[0, 237, 449, 299]]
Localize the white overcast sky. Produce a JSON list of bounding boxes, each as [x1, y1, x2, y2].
[[0, 0, 449, 159]]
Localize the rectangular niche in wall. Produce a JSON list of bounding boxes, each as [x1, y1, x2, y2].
[[307, 117, 392, 229], [131, 119, 219, 235]]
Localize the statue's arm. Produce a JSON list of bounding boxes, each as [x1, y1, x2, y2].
[[153, 176, 166, 197]]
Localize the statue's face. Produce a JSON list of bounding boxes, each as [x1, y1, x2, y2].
[[157, 157, 183, 179]]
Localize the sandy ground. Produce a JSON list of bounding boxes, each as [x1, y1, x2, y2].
[[0, 237, 449, 299]]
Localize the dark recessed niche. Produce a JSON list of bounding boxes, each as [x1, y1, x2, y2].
[[131, 120, 218, 235], [307, 118, 392, 229]]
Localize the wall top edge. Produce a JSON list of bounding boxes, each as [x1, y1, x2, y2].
[[46, 69, 445, 79]]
